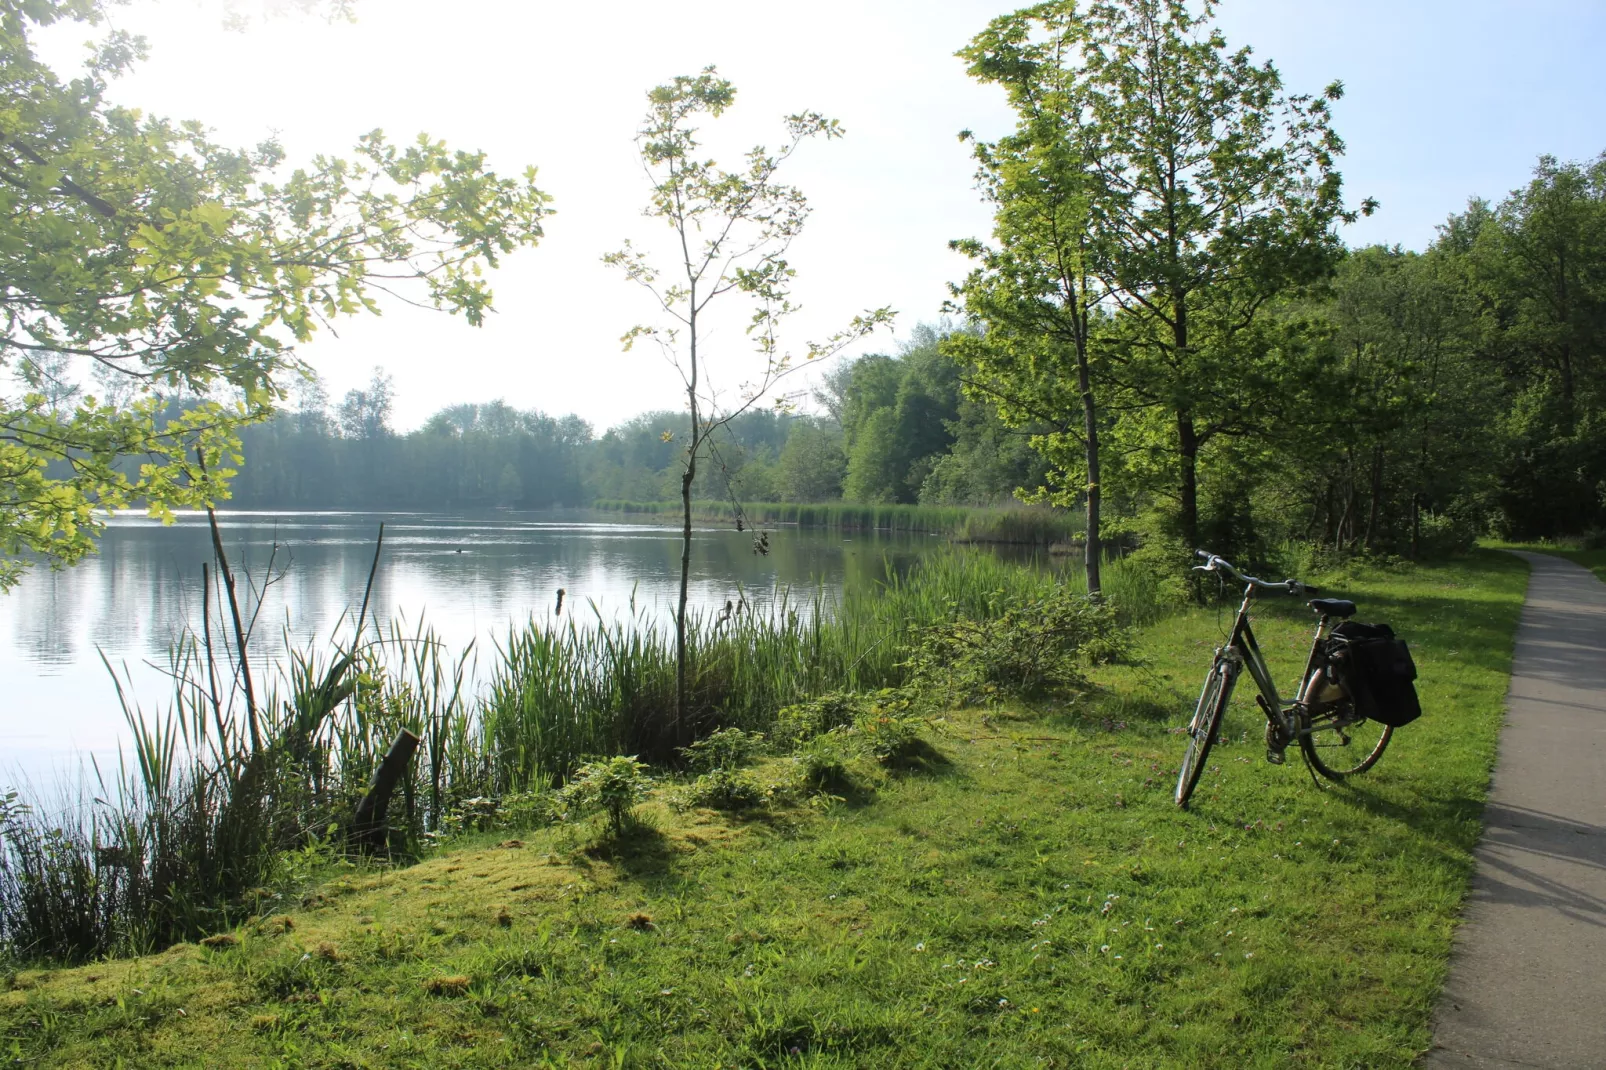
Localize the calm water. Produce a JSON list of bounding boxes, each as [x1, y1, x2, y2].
[[1, 510, 951, 782]]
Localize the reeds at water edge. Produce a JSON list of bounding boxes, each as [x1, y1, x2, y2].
[[1, 546, 1154, 966]]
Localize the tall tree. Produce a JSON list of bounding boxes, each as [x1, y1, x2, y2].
[[951, 18, 1115, 595], [605, 68, 890, 729], [0, 0, 549, 589], [962, 0, 1369, 560]]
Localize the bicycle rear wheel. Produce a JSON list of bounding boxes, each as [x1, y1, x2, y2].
[[1176, 658, 1234, 808], [1298, 703, 1392, 779]]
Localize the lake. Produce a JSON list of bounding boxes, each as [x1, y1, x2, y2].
[[1, 510, 964, 783]]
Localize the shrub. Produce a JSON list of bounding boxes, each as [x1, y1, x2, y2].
[[774, 693, 867, 745], [682, 767, 768, 811], [678, 728, 765, 772], [792, 730, 856, 794], [902, 587, 1122, 707], [853, 706, 925, 767], [557, 757, 651, 835], [1415, 512, 1479, 558]]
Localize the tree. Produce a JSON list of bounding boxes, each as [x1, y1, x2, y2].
[[776, 421, 845, 502], [951, 18, 1116, 594], [960, 0, 1369, 562], [0, 0, 549, 589], [337, 368, 394, 440], [605, 68, 891, 730]]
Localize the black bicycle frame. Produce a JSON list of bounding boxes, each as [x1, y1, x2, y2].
[[1220, 585, 1333, 733]]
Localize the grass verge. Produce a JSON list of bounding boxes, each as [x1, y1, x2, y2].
[[0, 552, 1528, 1066]]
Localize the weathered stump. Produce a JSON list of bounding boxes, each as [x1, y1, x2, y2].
[[351, 728, 421, 854]]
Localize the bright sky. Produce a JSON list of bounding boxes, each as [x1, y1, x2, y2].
[[36, 0, 1606, 432]]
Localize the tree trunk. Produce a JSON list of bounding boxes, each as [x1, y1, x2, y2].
[[676, 288, 700, 737], [1364, 445, 1384, 552], [1076, 342, 1102, 599], [352, 728, 421, 854], [1176, 413, 1200, 553]]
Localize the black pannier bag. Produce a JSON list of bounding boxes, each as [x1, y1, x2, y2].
[[1326, 621, 1422, 728]]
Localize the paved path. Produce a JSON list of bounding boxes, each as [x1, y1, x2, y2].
[[1425, 552, 1606, 1069]]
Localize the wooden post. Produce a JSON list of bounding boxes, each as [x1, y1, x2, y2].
[[352, 728, 421, 854]]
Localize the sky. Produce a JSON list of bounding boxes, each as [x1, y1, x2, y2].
[[35, 0, 1606, 432]]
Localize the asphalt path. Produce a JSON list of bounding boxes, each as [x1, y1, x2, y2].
[[1424, 552, 1606, 1068]]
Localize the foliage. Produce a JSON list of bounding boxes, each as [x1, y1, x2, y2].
[[774, 692, 869, 746], [954, 0, 1373, 568], [0, 0, 547, 589], [678, 728, 765, 773], [903, 586, 1122, 707], [851, 700, 926, 767], [790, 729, 857, 794], [681, 767, 768, 812], [556, 757, 651, 836]]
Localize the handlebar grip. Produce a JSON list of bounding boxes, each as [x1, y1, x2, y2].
[[1195, 549, 1212, 561]]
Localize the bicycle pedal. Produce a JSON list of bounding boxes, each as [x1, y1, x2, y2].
[[1265, 747, 1286, 766]]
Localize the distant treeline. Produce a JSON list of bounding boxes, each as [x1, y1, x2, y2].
[[224, 324, 1047, 513]]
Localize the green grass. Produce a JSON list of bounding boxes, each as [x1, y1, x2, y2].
[[0, 552, 1528, 1067], [591, 500, 1084, 545]]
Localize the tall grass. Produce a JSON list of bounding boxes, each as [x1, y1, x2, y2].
[[591, 499, 1084, 545], [0, 548, 1154, 965]]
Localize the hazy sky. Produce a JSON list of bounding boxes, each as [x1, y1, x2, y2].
[[36, 0, 1606, 432]]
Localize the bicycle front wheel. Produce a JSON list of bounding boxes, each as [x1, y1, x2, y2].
[[1176, 658, 1234, 808], [1298, 703, 1392, 779]]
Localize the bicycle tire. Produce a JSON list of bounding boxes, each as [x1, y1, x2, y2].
[[1297, 705, 1392, 779], [1176, 658, 1234, 808]]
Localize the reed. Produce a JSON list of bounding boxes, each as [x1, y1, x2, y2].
[[591, 499, 1084, 545]]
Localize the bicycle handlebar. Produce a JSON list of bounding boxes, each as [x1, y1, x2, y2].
[[1192, 549, 1317, 596]]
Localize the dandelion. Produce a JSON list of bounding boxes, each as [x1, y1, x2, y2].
[[1245, 952, 1254, 959], [1031, 1007, 1040, 1014]]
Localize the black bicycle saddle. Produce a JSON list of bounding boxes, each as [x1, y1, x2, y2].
[[1309, 598, 1357, 618]]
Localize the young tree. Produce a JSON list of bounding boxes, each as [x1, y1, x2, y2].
[[960, 0, 1370, 560], [950, 22, 1116, 595], [606, 68, 891, 729], [0, 0, 549, 589]]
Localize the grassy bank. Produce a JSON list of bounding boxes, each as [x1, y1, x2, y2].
[[0, 552, 1528, 1066], [591, 500, 1084, 545]]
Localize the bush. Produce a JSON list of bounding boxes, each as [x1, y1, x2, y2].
[[774, 693, 867, 745], [557, 757, 651, 835], [1415, 512, 1479, 558], [792, 731, 856, 794], [902, 587, 1122, 707], [682, 768, 768, 811], [853, 705, 926, 767], [678, 728, 764, 772]]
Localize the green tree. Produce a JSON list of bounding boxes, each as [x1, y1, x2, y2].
[[605, 68, 891, 727], [776, 422, 845, 502], [0, 0, 548, 589], [962, 0, 1370, 562], [951, 17, 1115, 593]]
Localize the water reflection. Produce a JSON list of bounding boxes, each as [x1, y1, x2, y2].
[[0, 510, 950, 779]]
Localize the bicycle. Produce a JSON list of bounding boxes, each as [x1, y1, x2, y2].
[[1174, 550, 1391, 809]]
